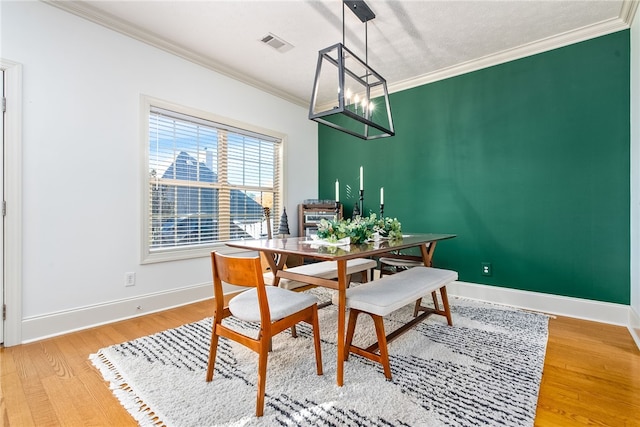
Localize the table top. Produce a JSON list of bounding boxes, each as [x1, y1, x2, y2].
[[226, 233, 456, 261]]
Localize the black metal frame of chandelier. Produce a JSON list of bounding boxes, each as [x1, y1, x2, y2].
[[308, 43, 395, 140]]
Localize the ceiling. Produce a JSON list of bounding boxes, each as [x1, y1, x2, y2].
[[46, 1, 637, 108]]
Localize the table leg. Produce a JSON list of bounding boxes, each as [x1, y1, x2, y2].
[[336, 259, 347, 387], [267, 253, 288, 286], [414, 241, 438, 315], [419, 241, 437, 267], [419, 241, 454, 327]]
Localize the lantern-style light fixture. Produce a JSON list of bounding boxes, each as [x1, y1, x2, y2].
[[308, 0, 395, 140]]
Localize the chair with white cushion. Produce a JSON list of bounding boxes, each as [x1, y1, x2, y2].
[[206, 251, 323, 417]]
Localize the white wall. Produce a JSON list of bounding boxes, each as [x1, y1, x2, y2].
[[631, 8, 640, 349], [1, 1, 317, 341]]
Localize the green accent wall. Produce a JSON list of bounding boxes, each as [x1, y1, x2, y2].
[[318, 30, 630, 304]]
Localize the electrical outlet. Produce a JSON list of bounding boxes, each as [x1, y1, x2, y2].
[[125, 272, 136, 287], [481, 262, 492, 276]]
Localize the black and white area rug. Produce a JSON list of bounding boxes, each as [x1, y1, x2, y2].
[[90, 291, 549, 427]]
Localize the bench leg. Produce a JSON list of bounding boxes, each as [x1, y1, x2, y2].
[[372, 314, 392, 379], [344, 309, 392, 380], [414, 287, 453, 326], [345, 309, 360, 361], [413, 291, 439, 317], [440, 286, 453, 326], [413, 297, 423, 317]]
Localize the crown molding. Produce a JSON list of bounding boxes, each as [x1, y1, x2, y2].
[[620, 0, 640, 25], [389, 15, 633, 96], [43, 0, 637, 109], [42, 0, 309, 107]]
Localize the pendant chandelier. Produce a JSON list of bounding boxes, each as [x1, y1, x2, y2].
[[308, 0, 395, 140]]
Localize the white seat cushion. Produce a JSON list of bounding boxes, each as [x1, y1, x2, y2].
[[333, 267, 458, 317], [229, 286, 318, 322], [264, 258, 377, 290], [379, 257, 423, 268], [286, 258, 377, 278]]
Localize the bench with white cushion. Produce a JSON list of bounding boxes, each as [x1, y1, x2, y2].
[[334, 266, 458, 379], [263, 258, 377, 291]]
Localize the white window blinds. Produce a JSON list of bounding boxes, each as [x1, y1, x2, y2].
[[147, 106, 281, 256]]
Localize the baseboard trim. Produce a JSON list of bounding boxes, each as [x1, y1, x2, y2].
[[629, 306, 640, 350], [448, 281, 630, 326], [20, 283, 213, 344], [19, 280, 633, 345]]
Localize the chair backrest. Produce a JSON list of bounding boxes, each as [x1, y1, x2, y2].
[[211, 251, 271, 322], [213, 252, 264, 289]]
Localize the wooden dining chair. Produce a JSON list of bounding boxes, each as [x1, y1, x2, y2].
[[205, 251, 323, 417]]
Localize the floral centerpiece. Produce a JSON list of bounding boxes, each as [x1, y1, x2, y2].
[[316, 213, 402, 244], [376, 215, 403, 240]]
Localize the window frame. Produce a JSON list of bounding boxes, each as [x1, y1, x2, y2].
[[140, 96, 285, 264]]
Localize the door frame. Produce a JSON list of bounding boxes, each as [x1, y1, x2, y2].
[[2, 59, 23, 347]]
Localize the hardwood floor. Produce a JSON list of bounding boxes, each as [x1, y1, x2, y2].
[[535, 316, 640, 426], [1, 299, 639, 426]]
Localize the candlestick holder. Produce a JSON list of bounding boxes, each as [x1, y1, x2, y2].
[[359, 189, 364, 217], [380, 203, 384, 218], [335, 201, 340, 219]]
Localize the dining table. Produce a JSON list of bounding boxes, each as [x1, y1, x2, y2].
[[226, 233, 456, 386]]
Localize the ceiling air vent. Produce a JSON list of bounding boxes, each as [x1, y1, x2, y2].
[[260, 33, 294, 53]]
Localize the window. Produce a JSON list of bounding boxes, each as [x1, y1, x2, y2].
[[143, 98, 282, 262]]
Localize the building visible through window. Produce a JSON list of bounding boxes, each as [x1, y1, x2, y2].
[[145, 103, 281, 261]]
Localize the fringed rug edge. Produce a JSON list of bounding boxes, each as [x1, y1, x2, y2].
[[90, 350, 168, 427]]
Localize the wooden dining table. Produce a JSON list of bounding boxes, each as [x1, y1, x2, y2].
[[226, 233, 456, 386]]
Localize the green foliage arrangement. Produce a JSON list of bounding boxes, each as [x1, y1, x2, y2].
[[316, 213, 402, 244]]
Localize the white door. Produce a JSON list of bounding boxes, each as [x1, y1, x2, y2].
[[1, 68, 5, 344]]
